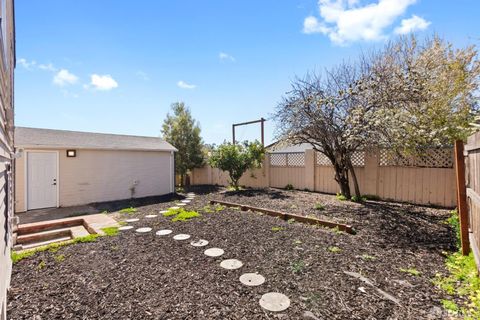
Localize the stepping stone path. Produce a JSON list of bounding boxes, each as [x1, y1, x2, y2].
[[156, 229, 173, 236], [173, 234, 191, 241], [190, 239, 209, 247], [259, 292, 291, 312], [118, 190, 291, 313], [220, 259, 243, 270], [239, 273, 265, 286], [135, 227, 152, 233], [204, 248, 224, 257]]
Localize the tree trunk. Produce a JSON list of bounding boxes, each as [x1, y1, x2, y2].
[[348, 161, 361, 198], [333, 163, 351, 198], [180, 173, 185, 187]]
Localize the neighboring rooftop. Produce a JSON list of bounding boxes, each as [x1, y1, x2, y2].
[[15, 127, 177, 152]]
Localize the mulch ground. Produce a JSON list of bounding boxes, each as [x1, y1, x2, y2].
[[8, 186, 456, 319]]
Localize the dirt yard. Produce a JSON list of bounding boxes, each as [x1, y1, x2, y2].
[[8, 186, 455, 319]]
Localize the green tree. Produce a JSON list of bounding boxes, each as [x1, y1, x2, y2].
[[209, 141, 265, 190], [162, 102, 204, 186]]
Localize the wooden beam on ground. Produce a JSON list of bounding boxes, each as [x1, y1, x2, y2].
[[210, 199, 356, 234], [454, 140, 470, 255]]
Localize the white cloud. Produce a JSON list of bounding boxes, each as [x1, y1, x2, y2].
[[53, 69, 78, 86], [394, 14, 430, 34], [89, 74, 118, 91], [18, 58, 36, 69], [177, 80, 196, 89], [136, 70, 149, 80], [38, 63, 56, 72], [303, 0, 420, 44], [219, 52, 236, 62]]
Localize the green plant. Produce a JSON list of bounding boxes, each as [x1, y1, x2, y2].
[[360, 254, 376, 261], [163, 208, 182, 217], [446, 209, 461, 249], [175, 186, 185, 193], [290, 260, 305, 274], [101, 227, 119, 237], [214, 204, 226, 212], [441, 299, 459, 315], [287, 218, 296, 224], [335, 193, 348, 201], [209, 141, 265, 190], [314, 203, 325, 211], [400, 267, 421, 276], [350, 195, 366, 203], [37, 260, 46, 270], [328, 246, 342, 253], [54, 254, 65, 263], [171, 210, 201, 222], [119, 207, 137, 214], [285, 184, 294, 191], [271, 226, 284, 232], [202, 205, 214, 213], [73, 234, 99, 243]]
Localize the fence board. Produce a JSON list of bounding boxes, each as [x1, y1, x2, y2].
[[192, 148, 456, 207]]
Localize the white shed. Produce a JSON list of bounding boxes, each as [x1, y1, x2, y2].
[[14, 127, 177, 212]]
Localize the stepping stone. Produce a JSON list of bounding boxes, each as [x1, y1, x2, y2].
[[125, 218, 139, 222], [156, 229, 173, 236], [239, 273, 265, 286], [204, 248, 224, 257], [135, 227, 152, 233], [181, 200, 191, 203], [145, 214, 158, 218], [259, 292, 290, 312], [118, 226, 134, 231], [177, 203, 187, 206], [159, 210, 168, 214], [220, 259, 243, 270], [187, 193, 195, 196], [169, 206, 180, 210], [173, 234, 191, 240], [190, 239, 209, 247]]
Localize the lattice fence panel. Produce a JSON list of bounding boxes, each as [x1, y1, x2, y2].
[[316, 152, 332, 166], [269, 152, 305, 167], [351, 151, 365, 167], [379, 148, 453, 168], [286, 152, 305, 167], [270, 153, 287, 166]]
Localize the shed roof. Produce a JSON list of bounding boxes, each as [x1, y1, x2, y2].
[[15, 127, 177, 152]]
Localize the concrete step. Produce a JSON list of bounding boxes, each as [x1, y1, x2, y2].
[[16, 228, 72, 245]]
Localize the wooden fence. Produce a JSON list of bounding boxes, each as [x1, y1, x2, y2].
[[192, 148, 456, 207], [460, 133, 480, 265]]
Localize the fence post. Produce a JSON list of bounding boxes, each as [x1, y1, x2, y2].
[[454, 140, 470, 256], [304, 150, 315, 191]]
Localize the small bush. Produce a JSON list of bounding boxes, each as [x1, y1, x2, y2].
[[350, 195, 367, 203], [119, 207, 137, 214], [400, 267, 421, 276], [172, 210, 201, 222], [271, 226, 284, 232], [101, 227, 119, 237], [335, 193, 348, 201], [328, 246, 342, 253], [54, 254, 65, 263], [314, 203, 325, 211], [363, 194, 381, 201], [285, 184, 294, 191], [290, 260, 305, 274]]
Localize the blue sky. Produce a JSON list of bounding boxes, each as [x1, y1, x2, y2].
[[15, 0, 480, 145]]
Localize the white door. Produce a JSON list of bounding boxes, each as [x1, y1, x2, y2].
[[27, 152, 58, 210]]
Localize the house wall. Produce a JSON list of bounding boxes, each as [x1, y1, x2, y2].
[[0, 0, 14, 319], [15, 149, 174, 212]]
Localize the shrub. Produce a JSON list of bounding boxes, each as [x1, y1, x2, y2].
[[285, 184, 294, 191], [335, 193, 348, 201]]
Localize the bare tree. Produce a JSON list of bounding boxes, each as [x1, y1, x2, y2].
[[273, 61, 375, 199]]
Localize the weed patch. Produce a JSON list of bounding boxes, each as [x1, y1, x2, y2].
[[400, 268, 421, 276], [119, 207, 137, 214], [271, 226, 284, 232], [290, 260, 305, 274], [314, 203, 325, 210], [101, 227, 119, 237], [328, 246, 342, 253]]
